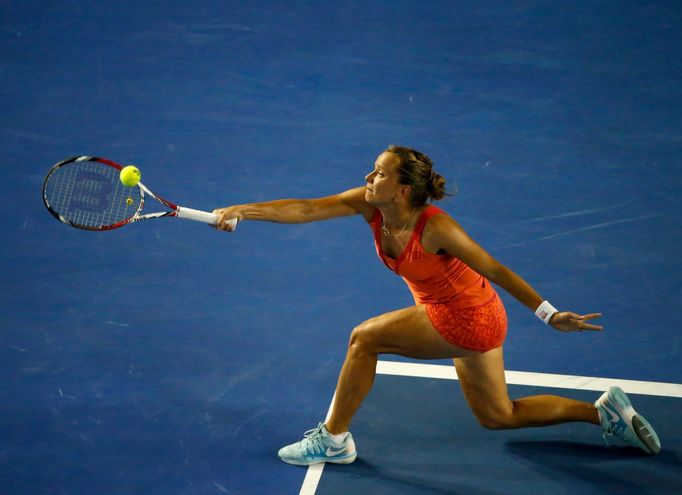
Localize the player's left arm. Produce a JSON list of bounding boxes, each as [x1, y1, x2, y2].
[[423, 214, 603, 332]]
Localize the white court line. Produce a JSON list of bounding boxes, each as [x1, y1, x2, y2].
[[299, 360, 682, 495], [376, 361, 682, 398], [299, 392, 336, 495]]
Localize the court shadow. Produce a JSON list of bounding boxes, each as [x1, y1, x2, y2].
[[324, 458, 500, 495], [505, 440, 682, 494]]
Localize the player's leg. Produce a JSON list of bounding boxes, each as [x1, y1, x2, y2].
[[454, 347, 661, 454], [453, 346, 599, 429], [326, 304, 478, 434], [278, 304, 475, 465]]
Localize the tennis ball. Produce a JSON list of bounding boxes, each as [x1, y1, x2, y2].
[[120, 165, 141, 187]]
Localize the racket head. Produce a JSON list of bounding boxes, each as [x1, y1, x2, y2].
[[42, 156, 144, 231]]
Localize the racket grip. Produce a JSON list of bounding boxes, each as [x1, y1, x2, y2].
[[176, 206, 238, 229]]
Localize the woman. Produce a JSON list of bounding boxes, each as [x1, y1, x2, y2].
[[213, 146, 661, 465]]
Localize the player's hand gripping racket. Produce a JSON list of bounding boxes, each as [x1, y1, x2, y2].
[[42, 156, 238, 231]]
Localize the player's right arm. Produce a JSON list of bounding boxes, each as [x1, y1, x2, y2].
[[212, 186, 374, 230]]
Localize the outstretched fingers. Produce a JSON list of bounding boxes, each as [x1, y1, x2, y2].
[[571, 312, 603, 331], [551, 311, 603, 332]]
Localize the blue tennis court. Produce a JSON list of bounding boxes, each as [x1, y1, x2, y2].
[[2, 1, 681, 493]]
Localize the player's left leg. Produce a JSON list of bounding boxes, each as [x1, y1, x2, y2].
[[454, 346, 599, 429], [454, 347, 661, 454]]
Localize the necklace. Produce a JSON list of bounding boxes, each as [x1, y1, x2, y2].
[[382, 208, 417, 237]]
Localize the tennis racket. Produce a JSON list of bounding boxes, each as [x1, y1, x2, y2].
[[42, 155, 238, 231]]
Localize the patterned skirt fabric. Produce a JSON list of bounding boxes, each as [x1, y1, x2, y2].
[[425, 293, 508, 352]]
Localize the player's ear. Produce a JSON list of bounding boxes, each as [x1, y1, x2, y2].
[[400, 184, 411, 201]]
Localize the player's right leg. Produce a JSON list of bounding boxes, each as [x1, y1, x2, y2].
[[278, 304, 476, 466]]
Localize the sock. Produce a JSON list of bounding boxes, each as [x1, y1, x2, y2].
[[596, 405, 606, 429], [325, 427, 349, 443], [595, 398, 612, 431]]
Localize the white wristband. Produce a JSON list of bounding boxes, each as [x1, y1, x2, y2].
[[535, 300, 558, 324]]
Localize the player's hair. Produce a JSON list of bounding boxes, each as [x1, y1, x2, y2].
[[385, 145, 448, 206]]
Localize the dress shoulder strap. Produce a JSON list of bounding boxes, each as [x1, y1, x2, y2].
[[413, 205, 445, 240]]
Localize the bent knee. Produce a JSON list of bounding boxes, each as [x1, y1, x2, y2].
[[472, 406, 516, 430], [476, 415, 513, 430], [348, 323, 372, 352], [348, 319, 383, 354]]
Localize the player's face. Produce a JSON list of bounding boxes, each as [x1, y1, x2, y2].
[[365, 152, 402, 205]]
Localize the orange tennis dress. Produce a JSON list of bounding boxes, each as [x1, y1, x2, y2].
[[370, 206, 507, 352]]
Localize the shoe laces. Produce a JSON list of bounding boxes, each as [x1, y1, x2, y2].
[[602, 411, 638, 447], [298, 423, 327, 455], [606, 419, 628, 437]]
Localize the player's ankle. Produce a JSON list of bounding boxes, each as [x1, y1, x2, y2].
[[324, 423, 348, 437]]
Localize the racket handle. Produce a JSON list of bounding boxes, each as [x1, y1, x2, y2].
[[176, 206, 238, 229]]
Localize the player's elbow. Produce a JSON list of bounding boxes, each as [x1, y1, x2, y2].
[[477, 259, 506, 285]]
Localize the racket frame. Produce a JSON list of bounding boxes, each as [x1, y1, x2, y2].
[[42, 155, 237, 231]]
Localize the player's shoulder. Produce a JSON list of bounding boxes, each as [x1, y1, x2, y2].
[[337, 185, 367, 200], [337, 186, 374, 221], [423, 205, 455, 229], [422, 206, 464, 245]]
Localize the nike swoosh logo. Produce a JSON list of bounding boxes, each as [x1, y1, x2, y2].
[[326, 447, 348, 456], [601, 404, 621, 424]]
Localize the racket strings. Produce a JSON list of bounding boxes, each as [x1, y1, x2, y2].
[[45, 159, 142, 228]]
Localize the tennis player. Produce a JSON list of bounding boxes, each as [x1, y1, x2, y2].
[[213, 145, 661, 464]]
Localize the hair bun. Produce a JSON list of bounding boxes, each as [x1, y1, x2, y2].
[[428, 172, 447, 201]]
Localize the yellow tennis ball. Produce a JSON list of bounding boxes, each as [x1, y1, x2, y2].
[[120, 165, 141, 187]]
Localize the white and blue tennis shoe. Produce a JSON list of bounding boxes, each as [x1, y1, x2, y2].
[[278, 423, 357, 466], [595, 386, 661, 455]]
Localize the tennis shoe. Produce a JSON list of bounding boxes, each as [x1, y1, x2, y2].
[[278, 423, 357, 466], [595, 386, 661, 455]]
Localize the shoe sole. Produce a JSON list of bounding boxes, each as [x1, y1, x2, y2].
[[601, 386, 661, 455], [632, 415, 661, 455], [279, 452, 357, 466]]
